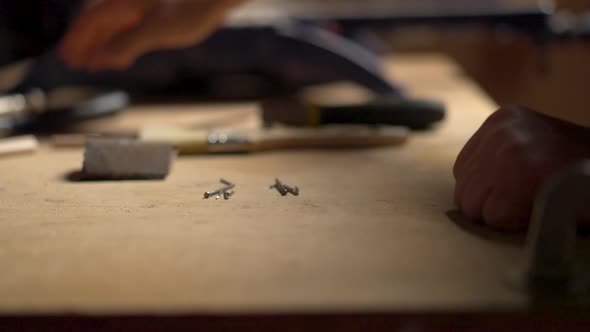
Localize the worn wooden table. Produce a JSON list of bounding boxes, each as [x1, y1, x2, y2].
[[1, 54, 569, 328]]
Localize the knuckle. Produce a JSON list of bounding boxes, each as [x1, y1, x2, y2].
[[497, 105, 527, 117], [486, 105, 530, 125], [487, 106, 514, 122], [501, 140, 528, 157], [493, 129, 532, 159]]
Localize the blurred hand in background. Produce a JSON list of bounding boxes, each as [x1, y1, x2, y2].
[[59, 0, 246, 70]]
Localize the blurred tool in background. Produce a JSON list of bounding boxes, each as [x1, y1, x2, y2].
[[0, 1, 125, 135], [4, 0, 588, 136], [0, 85, 129, 133], [262, 95, 445, 130]]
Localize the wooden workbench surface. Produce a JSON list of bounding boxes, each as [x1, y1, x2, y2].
[[0, 54, 528, 315]]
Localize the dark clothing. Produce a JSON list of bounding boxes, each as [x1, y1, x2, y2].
[[0, 1, 81, 66]]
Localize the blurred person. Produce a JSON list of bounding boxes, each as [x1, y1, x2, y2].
[[58, 0, 590, 230]]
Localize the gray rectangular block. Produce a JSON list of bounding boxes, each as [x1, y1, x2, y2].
[[83, 138, 175, 180]]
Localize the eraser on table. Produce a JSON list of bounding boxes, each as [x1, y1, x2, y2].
[[82, 138, 175, 180]]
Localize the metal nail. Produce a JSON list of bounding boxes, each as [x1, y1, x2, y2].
[[278, 179, 299, 196], [271, 179, 289, 196], [220, 178, 234, 186], [284, 185, 300, 196], [274, 185, 288, 196], [204, 179, 235, 199], [276, 179, 289, 196], [204, 189, 224, 199], [224, 191, 235, 200]]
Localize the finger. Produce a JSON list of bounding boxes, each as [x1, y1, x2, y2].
[[454, 139, 487, 206], [454, 142, 494, 217], [454, 125, 485, 179], [458, 171, 493, 220], [454, 108, 521, 179], [454, 157, 479, 206], [482, 188, 532, 230], [84, 22, 162, 70], [480, 145, 536, 229], [59, 0, 146, 67], [84, 0, 237, 70], [77, 24, 137, 70], [87, 11, 226, 70], [455, 122, 520, 219], [454, 129, 498, 206], [454, 112, 502, 179]]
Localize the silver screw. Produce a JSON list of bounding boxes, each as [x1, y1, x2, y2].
[[283, 184, 300, 196], [271, 178, 299, 196], [224, 191, 235, 200], [220, 178, 234, 186], [204, 188, 224, 199], [271, 179, 288, 196], [204, 179, 235, 199]]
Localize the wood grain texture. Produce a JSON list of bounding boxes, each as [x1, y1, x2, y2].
[[0, 55, 529, 315]]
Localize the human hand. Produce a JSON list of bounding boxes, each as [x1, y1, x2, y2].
[[59, 0, 245, 70], [453, 106, 590, 230]]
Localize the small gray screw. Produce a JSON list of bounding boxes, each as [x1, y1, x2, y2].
[[224, 191, 235, 200], [220, 178, 234, 186], [204, 179, 235, 200], [271, 179, 288, 196], [283, 184, 299, 196], [271, 178, 299, 196], [204, 188, 224, 199]]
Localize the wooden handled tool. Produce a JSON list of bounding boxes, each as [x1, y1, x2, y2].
[[139, 125, 409, 155], [261, 95, 446, 130]]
